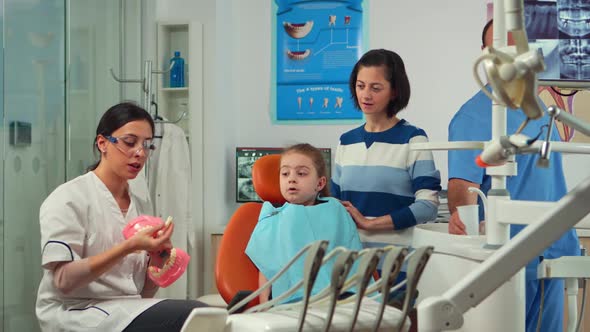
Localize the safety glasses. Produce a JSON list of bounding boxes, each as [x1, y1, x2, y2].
[[104, 135, 156, 157]]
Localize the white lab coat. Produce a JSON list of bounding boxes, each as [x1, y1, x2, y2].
[[148, 122, 191, 299], [36, 172, 163, 332]]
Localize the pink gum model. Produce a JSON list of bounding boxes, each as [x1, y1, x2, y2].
[[123, 215, 190, 288]]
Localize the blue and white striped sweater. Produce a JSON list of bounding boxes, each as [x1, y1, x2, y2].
[[331, 119, 441, 230]]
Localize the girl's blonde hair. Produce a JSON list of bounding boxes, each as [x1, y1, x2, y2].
[[281, 143, 330, 198]]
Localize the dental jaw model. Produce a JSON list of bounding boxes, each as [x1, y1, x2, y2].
[[123, 215, 190, 288]]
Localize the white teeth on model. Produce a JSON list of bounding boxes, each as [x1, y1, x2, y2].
[[283, 21, 314, 39], [158, 217, 173, 236], [286, 49, 311, 60], [149, 248, 178, 278], [329, 15, 336, 26], [323, 98, 329, 108], [134, 224, 157, 233], [335, 97, 343, 108]]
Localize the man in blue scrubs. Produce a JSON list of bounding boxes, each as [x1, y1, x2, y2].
[[447, 19, 579, 332]]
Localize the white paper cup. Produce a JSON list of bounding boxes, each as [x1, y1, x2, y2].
[[457, 205, 479, 236]]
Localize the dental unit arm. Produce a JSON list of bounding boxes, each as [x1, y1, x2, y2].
[[417, 0, 590, 330], [475, 103, 590, 169], [546, 106, 590, 141], [418, 178, 590, 331], [536, 105, 590, 168]]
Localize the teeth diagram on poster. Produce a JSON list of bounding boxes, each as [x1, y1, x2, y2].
[[275, 0, 364, 121]]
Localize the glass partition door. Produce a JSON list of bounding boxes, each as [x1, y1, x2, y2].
[[0, 0, 138, 330], [67, 0, 123, 179], [3, 1, 66, 331]]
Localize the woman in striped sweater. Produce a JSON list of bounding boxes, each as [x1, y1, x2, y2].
[[332, 49, 441, 244]]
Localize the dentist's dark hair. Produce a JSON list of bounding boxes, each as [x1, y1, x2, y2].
[[87, 102, 155, 171], [349, 48, 411, 118]]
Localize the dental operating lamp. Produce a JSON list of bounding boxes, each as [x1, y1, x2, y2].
[[474, 0, 546, 120]]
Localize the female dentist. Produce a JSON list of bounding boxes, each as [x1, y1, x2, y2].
[[35, 102, 206, 331]]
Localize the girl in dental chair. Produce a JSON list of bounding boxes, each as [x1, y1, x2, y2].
[[245, 143, 364, 304]]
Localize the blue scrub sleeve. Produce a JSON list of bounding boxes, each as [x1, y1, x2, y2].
[[448, 113, 487, 184]]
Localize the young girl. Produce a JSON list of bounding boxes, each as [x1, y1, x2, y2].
[[245, 143, 363, 304], [36, 102, 206, 332]]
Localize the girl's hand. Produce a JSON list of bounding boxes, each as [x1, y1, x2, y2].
[[341, 201, 371, 230]]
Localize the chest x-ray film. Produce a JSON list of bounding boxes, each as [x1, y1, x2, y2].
[[525, 0, 590, 87]]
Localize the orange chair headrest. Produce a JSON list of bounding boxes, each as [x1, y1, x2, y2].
[[251, 154, 286, 205]]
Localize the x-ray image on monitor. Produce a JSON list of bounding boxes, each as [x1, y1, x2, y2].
[[556, 0, 590, 38], [559, 39, 590, 79], [525, 1, 558, 39], [237, 156, 256, 178], [236, 153, 262, 202], [235, 147, 331, 203], [525, 0, 590, 86], [237, 178, 257, 201]]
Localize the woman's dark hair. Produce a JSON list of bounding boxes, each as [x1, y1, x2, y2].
[[281, 143, 330, 198], [349, 48, 410, 118], [88, 102, 155, 171]]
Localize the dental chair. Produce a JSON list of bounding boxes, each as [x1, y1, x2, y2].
[[214, 154, 286, 310], [185, 153, 428, 331]]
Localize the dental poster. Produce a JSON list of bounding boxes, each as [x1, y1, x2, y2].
[[274, 0, 364, 121]]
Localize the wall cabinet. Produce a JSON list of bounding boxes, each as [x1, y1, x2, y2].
[[155, 21, 204, 298]]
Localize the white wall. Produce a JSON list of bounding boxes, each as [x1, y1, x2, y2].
[[370, 0, 486, 184], [229, 0, 485, 190], [151, 0, 589, 295]]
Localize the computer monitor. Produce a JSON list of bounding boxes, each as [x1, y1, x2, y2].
[[525, 0, 590, 88], [236, 147, 332, 203]]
